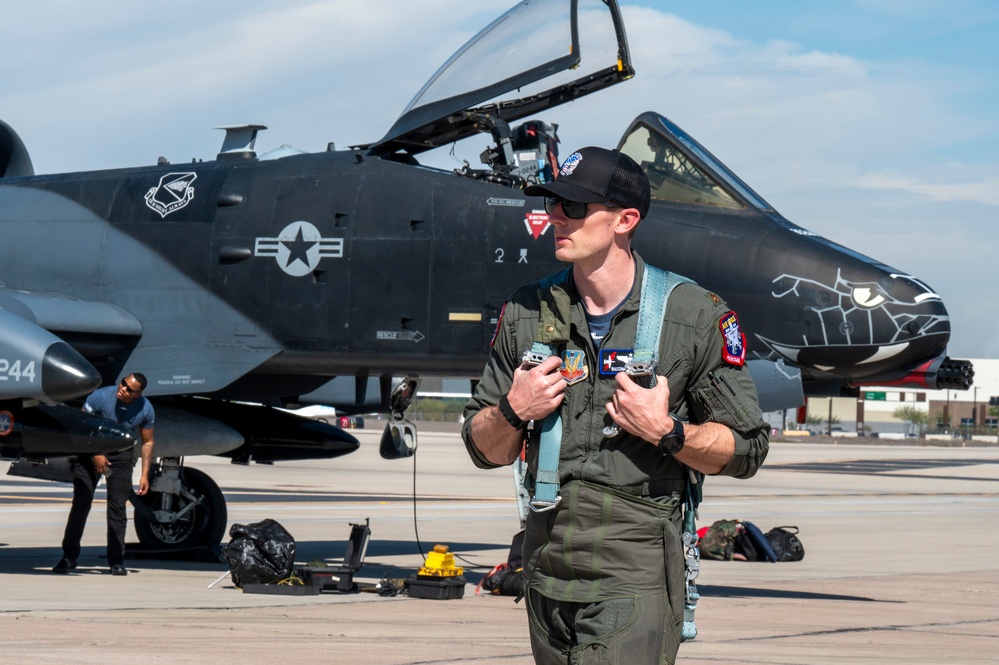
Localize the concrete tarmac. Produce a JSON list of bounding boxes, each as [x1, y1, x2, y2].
[[2, 428, 997, 664]]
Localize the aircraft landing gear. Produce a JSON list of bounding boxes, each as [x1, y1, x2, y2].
[[133, 458, 228, 551]]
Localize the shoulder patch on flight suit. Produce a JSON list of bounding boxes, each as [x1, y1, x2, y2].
[[560, 350, 589, 385], [719, 310, 746, 366]]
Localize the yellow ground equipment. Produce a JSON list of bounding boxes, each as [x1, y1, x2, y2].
[[408, 544, 466, 599]]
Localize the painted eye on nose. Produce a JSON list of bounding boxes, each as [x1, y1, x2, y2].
[[851, 284, 888, 309]]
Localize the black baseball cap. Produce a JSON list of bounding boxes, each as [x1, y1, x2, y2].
[[524, 146, 651, 218]]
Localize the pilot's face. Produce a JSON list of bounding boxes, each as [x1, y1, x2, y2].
[[549, 199, 624, 267]]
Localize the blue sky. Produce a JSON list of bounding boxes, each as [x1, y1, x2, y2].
[[1, 0, 996, 360]]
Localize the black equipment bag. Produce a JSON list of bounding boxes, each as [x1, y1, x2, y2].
[[737, 521, 778, 562], [764, 526, 805, 562], [477, 529, 525, 598], [220, 519, 296, 587]]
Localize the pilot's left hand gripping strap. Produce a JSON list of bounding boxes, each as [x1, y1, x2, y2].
[[528, 269, 570, 512]]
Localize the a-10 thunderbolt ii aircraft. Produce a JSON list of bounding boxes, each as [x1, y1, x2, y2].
[[0, 0, 973, 551]]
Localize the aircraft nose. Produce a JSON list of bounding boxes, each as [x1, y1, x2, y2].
[[765, 257, 951, 379], [42, 341, 103, 402], [852, 271, 951, 359]]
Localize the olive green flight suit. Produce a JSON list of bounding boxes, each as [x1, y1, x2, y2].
[[463, 252, 769, 664]]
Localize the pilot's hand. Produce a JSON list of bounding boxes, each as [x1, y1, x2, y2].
[[506, 355, 565, 423], [605, 372, 673, 444], [92, 454, 109, 475], [136, 475, 150, 496]]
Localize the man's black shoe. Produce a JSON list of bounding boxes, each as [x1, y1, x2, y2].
[[51, 558, 77, 574], [110, 564, 128, 576]]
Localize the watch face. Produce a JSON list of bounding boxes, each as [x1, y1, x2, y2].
[[659, 434, 683, 456], [659, 418, 684, 455]]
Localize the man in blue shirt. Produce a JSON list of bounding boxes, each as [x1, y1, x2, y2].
[[52, 373, 156, 576]]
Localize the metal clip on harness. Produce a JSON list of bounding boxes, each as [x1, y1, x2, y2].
[[603, 358, 657, 438]]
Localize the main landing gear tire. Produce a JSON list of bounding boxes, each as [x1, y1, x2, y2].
[[134, 466, 228, 551]]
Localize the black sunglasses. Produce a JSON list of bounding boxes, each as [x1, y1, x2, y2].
[[544, 196, 620, 220], [120, 379, 141, 395]]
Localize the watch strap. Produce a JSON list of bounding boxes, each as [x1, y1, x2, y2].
[[498, 395, 527, 430]]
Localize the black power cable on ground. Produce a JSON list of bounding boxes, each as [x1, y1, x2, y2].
[[407, 443, 492, 571]]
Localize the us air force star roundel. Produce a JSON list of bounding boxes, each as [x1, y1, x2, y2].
[[254, 221, 344, 277]]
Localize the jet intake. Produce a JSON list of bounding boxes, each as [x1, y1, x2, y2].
[[0, 119, 34, 177]]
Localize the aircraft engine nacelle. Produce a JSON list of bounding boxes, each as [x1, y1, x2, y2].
[[0, 309, 101, 403], [0, 119, 34, 177], [0, 403, 137, 460]]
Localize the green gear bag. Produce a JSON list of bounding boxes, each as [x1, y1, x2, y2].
[[698, 519, 741, 561]]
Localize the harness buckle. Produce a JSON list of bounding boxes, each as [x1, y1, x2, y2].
[[528, 495, 562, 512], [624, 358, 657, 389], [624, 358, 657, 376], [521, 349, 550, 367]]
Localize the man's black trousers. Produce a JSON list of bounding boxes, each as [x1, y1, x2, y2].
[[60, 451, 134, 567]]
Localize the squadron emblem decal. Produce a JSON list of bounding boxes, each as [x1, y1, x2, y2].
[[254, 221, 344, 277], [144, 172, 197, 218]]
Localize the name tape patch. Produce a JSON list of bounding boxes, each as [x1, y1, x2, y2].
[[600, 349, 635, 375]]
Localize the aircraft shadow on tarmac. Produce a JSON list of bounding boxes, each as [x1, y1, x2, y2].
[[699, 584, 902, 604]]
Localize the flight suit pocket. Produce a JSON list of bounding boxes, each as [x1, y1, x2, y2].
[[690, 370, 760, 431]]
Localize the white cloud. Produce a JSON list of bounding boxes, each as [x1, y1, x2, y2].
[[859, 171, 999, 206]]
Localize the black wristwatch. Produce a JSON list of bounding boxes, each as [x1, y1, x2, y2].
[[658, 417, 685, 456]]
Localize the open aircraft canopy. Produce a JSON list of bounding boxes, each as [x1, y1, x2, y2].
[[371, 0, 633, 155]]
